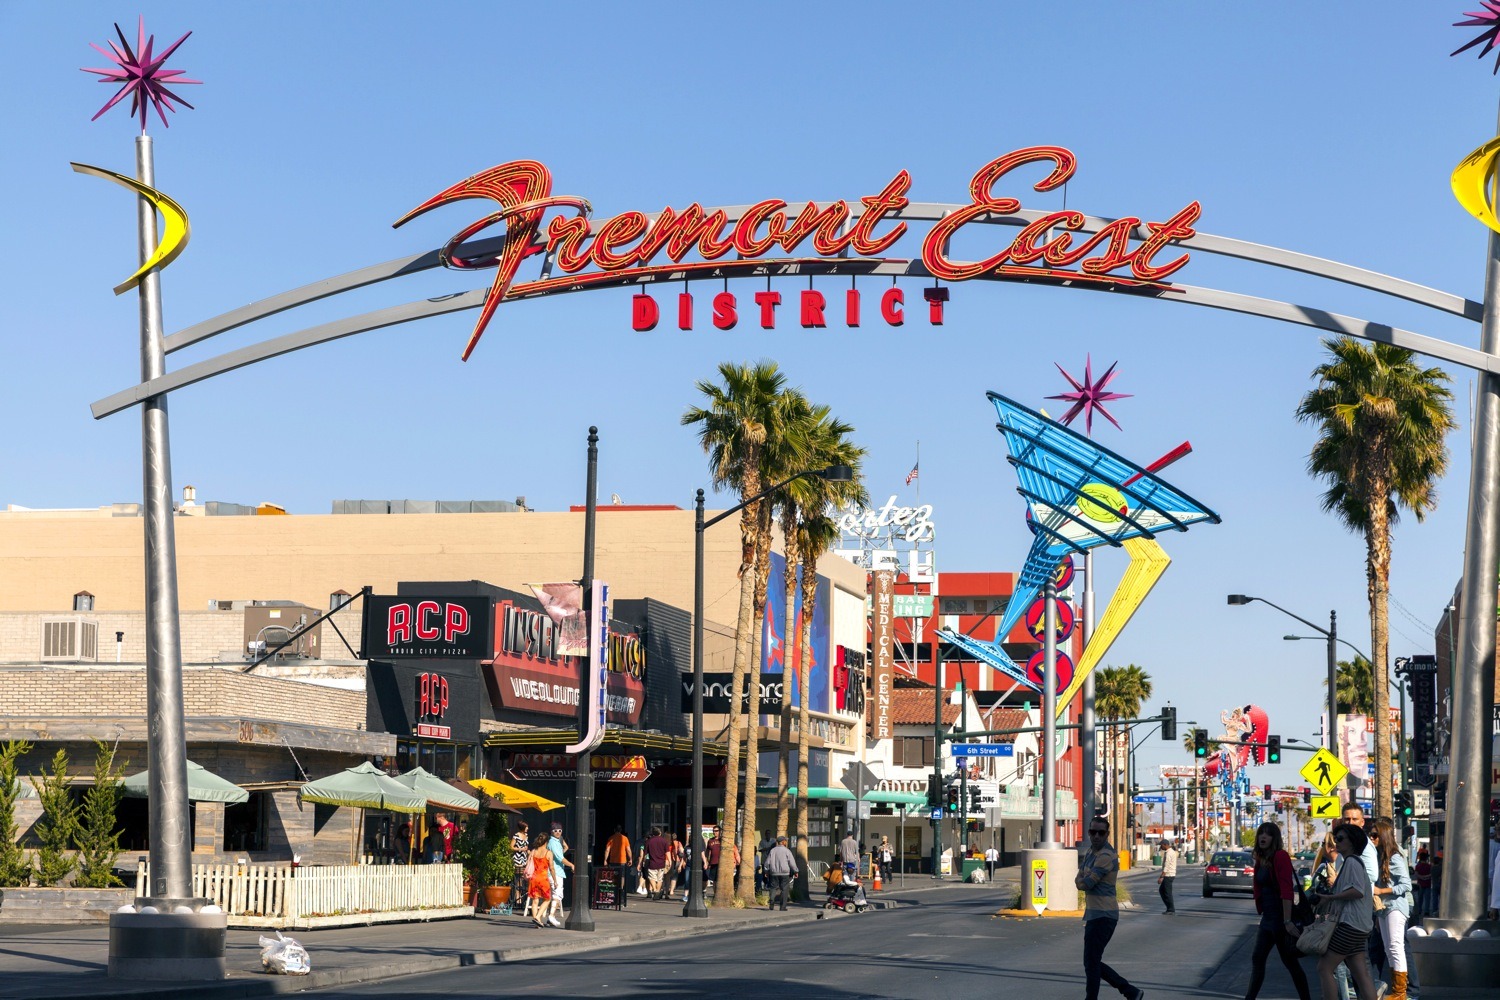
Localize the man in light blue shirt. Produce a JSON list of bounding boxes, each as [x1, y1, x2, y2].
[[546, 823, 574, 927]]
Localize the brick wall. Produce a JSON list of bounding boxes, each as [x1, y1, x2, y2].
[[0, 666, 365, 729]]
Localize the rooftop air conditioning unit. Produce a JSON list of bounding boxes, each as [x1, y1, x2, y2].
[[41, 618, 99, 662]]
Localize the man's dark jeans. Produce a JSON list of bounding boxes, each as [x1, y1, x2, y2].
[[1159, 875, 1175, 913], [767, 873, 791, 910], [1083, 916, 1134, 1000]]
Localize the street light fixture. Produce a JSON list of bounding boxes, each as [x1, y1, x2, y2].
[[686, 464, 854, 918], [1285, 635, 1410, 798], [1227, 595, 1339, 757]]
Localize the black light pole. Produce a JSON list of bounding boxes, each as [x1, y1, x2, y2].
[[1228, 595, 1338, 756], [686, 464, 853, 918], [567, 426, 599, 933]]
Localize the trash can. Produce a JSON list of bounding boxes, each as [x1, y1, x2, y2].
[[961, 857, 985, 881]]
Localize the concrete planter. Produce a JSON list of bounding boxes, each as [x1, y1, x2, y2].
[[0, 885, 135, 923]]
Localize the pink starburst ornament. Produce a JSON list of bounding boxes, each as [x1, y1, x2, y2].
[[1452, 2, 1500, 74], [82, 17, 200, 132], [1045, 355, 1131, 435]]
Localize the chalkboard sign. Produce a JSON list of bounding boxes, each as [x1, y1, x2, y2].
[[593, 865, 625, 910]]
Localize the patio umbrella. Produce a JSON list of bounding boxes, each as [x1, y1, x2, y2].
[[8, 778, 36, 800], [446, 777, 518, 814], [121, 759, 248, 804], [393, 766, 479, 814], [467, 777, 564, 812], [298, 762, 426, 813]]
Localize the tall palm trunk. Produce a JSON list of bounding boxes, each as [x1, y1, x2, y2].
[[775, 514, 799, 840], [794, 551, 819, 860], [715, 493, 762, 901], [1364, 472, 1393, 820], [737, 504, 775, 905]]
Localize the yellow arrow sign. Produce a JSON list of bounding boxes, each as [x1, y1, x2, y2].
[[1310, 795, 1342, 819], [1300, 748, 1349, 795]]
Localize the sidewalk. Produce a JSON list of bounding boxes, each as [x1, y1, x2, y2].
[[0, 881, 951, 1000]]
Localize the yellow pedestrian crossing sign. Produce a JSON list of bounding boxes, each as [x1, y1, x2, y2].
[[1300, 748, 1348, 795], [1310, 795, 1342, 819]]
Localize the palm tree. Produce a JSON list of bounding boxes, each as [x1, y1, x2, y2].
[[1095, 664, 1153, 854], [682, 360, 790, 903], [786, 422, 866, 858], [1296, 337, 1455, 817], [1324, 654, 1375, 717]]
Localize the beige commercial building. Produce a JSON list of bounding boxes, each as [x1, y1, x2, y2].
[[0, 499, 868, 867]]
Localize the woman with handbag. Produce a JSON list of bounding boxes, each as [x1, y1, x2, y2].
[[1371, 817, 1413, 1000], [1309, 823, 1379, 1000], [527, 832, 556, 929], [1246, 822, 1312, 1000]]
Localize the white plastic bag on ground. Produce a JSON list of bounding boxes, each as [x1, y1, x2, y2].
[[259, 930, 311, 975]]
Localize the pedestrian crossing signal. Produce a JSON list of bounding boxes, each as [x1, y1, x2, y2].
[[1266, 734, 1281, 764], [1193, 729, 1209, 758]]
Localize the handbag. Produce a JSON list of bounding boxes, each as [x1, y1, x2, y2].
[[1296, 915, 1336, 956], [523, 855, 535, 880]]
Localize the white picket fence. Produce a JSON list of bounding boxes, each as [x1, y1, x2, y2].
[[136, 862, 468, 928]]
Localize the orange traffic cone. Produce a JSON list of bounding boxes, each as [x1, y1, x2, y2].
[[872, 868, 883, 891]]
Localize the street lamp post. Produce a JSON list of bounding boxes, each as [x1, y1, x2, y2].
[[567, 427, 600, 933], [686, 464, 853, 919], [1227, 596, 1339, 758], [1285, 634, 1408, 797]]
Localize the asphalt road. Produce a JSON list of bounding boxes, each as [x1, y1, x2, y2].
[[297, 869, 1322, 999]]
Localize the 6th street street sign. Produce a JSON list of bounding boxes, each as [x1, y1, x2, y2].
[[953, 743, 1016, 758], [1300, 748, 1349, 795]]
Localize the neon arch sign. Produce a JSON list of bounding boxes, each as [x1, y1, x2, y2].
[[393, 146, 1202, 359]]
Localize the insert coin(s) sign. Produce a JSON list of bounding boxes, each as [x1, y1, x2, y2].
[[1300, 748, 1349, 795]]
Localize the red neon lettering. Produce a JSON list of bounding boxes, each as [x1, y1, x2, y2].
[[416, 601, 441, 641], [1128, 203, 1201, 281], [712, 291, 737, 329], [848, 172, 911, 256], [631, 294, 659, 331], [387, 605, 411, 645], [593, 211, 649, 269], [754, 290, 781, 328], [440, 676, 450, 714], [881, 287, 904, 325], [800, 289, 826, 328], [419, 673, 430, 717], [678, 292, 693, 330], [772, 201, 853, 256], [445, 604, 469, 643], [846, 289, 860, 327], [923, 286, 948, 325], [733, 199, 789, 257]]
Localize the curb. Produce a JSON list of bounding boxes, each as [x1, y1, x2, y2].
[[33, 908, 829, 1000]]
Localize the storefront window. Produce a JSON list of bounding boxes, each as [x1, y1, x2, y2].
[[394, 739, 476, 780], [224, 793, 268, 852]]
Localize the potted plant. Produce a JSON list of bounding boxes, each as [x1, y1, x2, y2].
[[480, 834, 515, 911]]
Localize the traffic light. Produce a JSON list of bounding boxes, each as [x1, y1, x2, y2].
[[1302, 787, 1310, 804], [1263, 784, 1272, 800], [1161, 706, 1177, 742], [927, 776, 940, 808], [944, 786, 959, 814], [1266, 734, 1281, 764], [1193, 729, 1209, 758], [968, 785, 983, 813], [1395, 789, 1414, 819], [1490, 798, 1500, 825], [1434, 786, 1446, 811]]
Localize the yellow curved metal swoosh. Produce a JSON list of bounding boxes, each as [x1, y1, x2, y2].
[[71, 162, 191, 295], [1053, 535, 1170, 719], [1452, 137, 1500, 235]]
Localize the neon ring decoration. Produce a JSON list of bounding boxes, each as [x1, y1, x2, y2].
[[1024, 595, 1075, 643], [1025, 649, 1075, 694]]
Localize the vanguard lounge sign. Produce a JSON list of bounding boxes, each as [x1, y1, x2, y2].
[[394, 146, 1201, 359]]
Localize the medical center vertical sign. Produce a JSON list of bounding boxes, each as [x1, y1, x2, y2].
[[873, 570, 895, 740]]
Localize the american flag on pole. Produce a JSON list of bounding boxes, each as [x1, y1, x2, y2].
[[905, 462, 919, 485]]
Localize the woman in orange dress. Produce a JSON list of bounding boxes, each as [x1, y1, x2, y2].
[[528, 832, 555, 928]]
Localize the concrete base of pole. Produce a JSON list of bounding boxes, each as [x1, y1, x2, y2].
[[1019, 847, 1078, 912], [107, 909, 227, 981], [1408, 918, 1500, 989]]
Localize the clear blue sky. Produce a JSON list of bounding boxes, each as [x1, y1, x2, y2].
[[3, 3, 1495, 791]]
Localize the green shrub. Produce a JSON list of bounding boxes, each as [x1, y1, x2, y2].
[[72, 742, 126, 889], [31, 749, 77, 887], [0, 740, 33, 886]]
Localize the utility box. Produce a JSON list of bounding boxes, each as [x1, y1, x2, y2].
[[243, 602, 322, 658]]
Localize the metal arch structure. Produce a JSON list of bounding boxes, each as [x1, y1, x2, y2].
[[91, 202, 1497, 419]]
